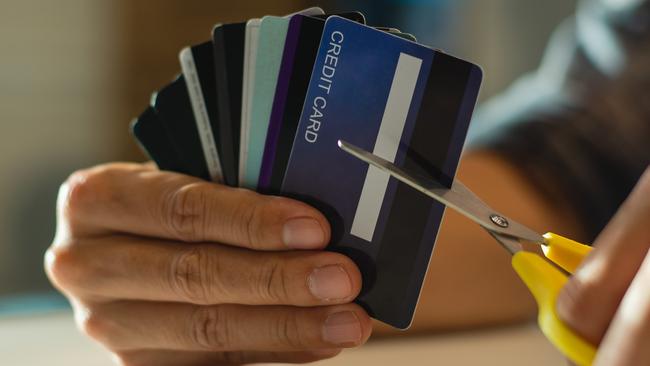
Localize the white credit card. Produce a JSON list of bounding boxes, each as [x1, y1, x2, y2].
[[239, 18, 261, 186], [180, 44, 223, 182]]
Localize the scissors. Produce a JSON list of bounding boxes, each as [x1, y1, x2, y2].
[[337, 140, 597, 366]]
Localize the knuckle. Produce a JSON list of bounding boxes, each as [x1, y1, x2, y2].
[[242, 198, 267, 248], [256, 258, 290, 303], [189, 306, 234, 350], [237, 193, 275, 248], [44, 244, 82, 292], [77, 312, 103, 340], [170, 247, 218, 304], [162, 183, 210, 242], [61, 170, 94, 218], [61, 167, 114, 222], [75, 306, 113, 346], [272, 311, 305, 349]]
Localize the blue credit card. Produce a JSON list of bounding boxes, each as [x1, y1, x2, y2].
[[281, 16, 482, 328]]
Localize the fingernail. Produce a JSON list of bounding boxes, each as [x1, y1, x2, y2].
[[283, 217, 326, 249], [308, 265, 353, 301], [322, 311, 362, 345]]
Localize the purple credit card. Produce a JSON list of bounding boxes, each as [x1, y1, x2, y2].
[[257, 15, 301, 191], [258, 13, 365, 192]]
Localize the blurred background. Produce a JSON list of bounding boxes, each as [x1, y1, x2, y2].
[[0, 0, 576, 312]]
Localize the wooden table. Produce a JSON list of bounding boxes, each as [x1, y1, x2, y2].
[[0, 311, 565, 365]]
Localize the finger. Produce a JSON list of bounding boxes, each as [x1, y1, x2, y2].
[[45, 236, 361, 306], [594, 249, 650, 366], [113, 349, 341, 366], [557, 168, 650, 344], [77, 301, 372, 352], [142, 161, 157, 169], [59, 163, 330, 250]]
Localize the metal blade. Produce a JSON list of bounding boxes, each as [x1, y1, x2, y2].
[[338, 139, 544, 244], [487, 231, 524, 255]]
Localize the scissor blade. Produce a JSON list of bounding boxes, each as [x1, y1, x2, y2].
[[337, 139, 544, 243]]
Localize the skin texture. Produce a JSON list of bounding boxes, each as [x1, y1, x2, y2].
[[46, 162, 371, 365], [557, 168, 650, 366], [45, 152, 584, 365]]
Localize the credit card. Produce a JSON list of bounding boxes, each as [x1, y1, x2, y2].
[[258, 12, 365, 193], [281, 17, 483, 328], [213, 22, 246, 186], [389, 31, 416, 41], [152, 75, 212, 181], [243, 8, 325, 189], [239, 18, 261, 186], [131, 106, 186, 173], [180, 42, 223, 182]]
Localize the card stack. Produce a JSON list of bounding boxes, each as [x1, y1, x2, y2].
[[132, 7, 483, 329]]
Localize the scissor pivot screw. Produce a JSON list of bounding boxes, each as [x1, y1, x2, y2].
[[490, 214, 509, 228]]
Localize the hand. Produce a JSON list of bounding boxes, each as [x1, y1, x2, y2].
[[557, 168, 650, 365], [45, 163, 372, 366]]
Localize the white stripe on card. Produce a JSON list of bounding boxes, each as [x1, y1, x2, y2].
[[180, 47, 223, 182], [350, 53, 422, 242], [239, 19, 261, 185]]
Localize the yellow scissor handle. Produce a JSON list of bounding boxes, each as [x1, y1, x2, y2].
[[512, 251, 596, 366], [541, 232, 593, 274]]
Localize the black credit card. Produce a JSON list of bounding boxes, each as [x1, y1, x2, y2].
[[212, 23, 246, 187], [151, 75, 211, 181], [180, 41, 224, 182], [131, 106, 186, 173]]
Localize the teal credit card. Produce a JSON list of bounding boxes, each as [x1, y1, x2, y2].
[[242, 16, 288, 188], [239, 18, 261, 185], [243, 9, 324, 189]]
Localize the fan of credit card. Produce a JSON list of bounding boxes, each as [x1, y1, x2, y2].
[[131, 7, 483, 329]]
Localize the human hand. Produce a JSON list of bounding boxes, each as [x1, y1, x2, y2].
[[45, 163, 371, 365], [557, 168, 650, 365]]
